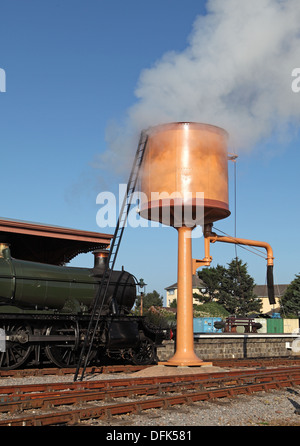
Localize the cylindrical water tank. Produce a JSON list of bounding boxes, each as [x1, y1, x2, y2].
[[139, 122, 230, 227]]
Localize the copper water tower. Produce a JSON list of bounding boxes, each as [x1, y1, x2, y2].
[[139, 122, 230, 226], [139, 122, 230, 366]]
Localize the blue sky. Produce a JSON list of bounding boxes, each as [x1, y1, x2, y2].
[[0, 0, 300, 302]]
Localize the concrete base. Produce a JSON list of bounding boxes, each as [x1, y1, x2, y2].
[[131, 364, 224, 378], [158, 361, 213, 367]]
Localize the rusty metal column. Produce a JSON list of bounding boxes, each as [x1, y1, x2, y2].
[[161, 226, 212, 366]]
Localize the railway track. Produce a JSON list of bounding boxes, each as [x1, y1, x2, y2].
[[0, 364, 148, 379], [1, 356, 300, 379], [1, 365, 300, 426], [212, 357, 300, 368]]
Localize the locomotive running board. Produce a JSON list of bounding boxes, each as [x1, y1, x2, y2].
[[74, 131, 148, 381]]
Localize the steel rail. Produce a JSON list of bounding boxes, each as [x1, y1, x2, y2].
[[1, 365, 300, 397], [1, 357, 300, 379], [0, 364, 148, 379], [212, 357, 300, 368]]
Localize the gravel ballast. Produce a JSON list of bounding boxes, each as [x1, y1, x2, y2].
[[97, 388, 300, 427]]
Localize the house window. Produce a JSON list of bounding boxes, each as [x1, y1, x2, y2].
[[169, 289, 175, 295]]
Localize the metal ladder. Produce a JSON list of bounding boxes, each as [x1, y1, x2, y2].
[[74, 130, 148, 381]]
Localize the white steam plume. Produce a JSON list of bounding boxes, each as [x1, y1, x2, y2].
[[101, 0, 300, 174]]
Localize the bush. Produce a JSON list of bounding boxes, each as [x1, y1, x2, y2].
[[193, 302, 229, 318], [144, 306, 176, 328]]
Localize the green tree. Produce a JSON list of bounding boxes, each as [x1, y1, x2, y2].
[[280, 273, 300, 317], [217, 258, 262, 315], [196, 258, 262, 315], [196, 264, 227, 303], [169, 299, 177, 308], [135, 289, 163, 311]]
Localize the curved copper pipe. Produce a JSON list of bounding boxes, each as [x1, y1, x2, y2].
[[207, 235, 274, 266], [192, 226, 275, 304], [193, 224, 274, 271]]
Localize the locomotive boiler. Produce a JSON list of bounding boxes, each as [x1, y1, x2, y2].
[[0, 243, 164, 370]]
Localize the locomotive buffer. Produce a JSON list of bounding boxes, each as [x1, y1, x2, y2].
[[74, 131, 148, 381]]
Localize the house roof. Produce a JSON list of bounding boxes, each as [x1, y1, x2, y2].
[[0, 217, 112, 265], [165, 275, 205, 290], [166, 278, 289, 298], [254, 284, 288, 298]]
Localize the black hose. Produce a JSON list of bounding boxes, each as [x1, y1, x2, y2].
[[267, 265, 276, 305]]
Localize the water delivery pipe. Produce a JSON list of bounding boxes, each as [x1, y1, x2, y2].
[[193, 224, 275, 305]]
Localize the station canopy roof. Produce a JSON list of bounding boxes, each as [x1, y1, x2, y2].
[[0, 218, 112, 265]]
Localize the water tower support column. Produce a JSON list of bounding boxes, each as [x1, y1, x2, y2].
[[160, 226, 212, 367]]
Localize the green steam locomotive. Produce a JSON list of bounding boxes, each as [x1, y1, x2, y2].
[[0, 243, 165, 370]]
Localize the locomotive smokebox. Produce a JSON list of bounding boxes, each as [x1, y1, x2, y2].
[[139, 122, 230, 366]]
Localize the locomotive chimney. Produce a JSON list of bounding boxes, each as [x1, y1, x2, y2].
[[0, 243, 10, 259], [92, 249, 109, 274]]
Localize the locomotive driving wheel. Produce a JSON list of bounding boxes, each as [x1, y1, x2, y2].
[[44, 322, 96, 368], [45, 323, 80, 368], [131, 337, 156, 365], [0, 323, 33, 370]]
